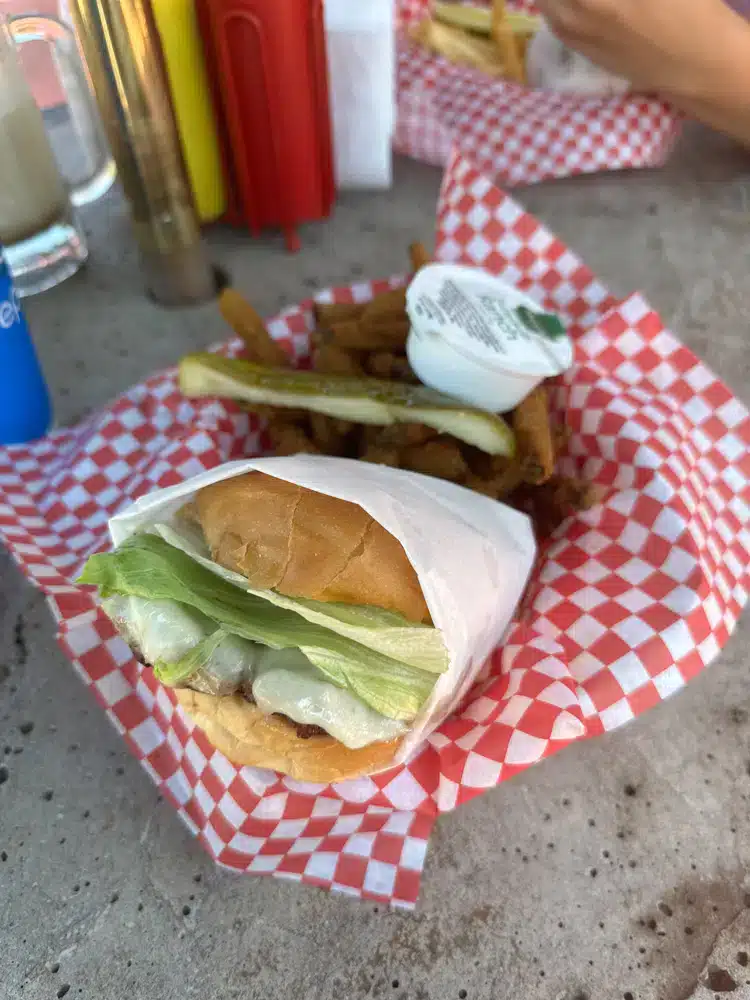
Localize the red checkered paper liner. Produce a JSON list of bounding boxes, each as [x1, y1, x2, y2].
[[2, 151, 750, 908], [394, 0, 682, 183]]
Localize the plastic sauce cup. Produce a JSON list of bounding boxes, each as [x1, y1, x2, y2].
[[406, 263, 573, 412]]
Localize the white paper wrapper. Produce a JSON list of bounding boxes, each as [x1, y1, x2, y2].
[[107, 454, 536, 765], [525, 23, 630, 97]]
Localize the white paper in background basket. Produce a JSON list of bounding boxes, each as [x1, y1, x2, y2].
[[108, 455, 537, 765]]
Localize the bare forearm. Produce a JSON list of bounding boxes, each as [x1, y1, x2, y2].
[[538, 0, 750, 147], [667, 23, 750, 147]]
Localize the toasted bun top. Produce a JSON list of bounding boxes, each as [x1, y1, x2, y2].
[[195, 472, 429, 623], [175, 689, 401, 782]]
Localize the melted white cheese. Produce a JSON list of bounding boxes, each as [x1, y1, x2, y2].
[[253, 656, 406, 750], [104, 595, 211, 664], [104, 595, 405, 748], [189, 633, 262, 696]]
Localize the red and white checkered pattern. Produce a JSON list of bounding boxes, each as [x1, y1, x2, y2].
[[1, 149, 748, 908], [394, 0, 682, 184], [436, 148, 750, 733]]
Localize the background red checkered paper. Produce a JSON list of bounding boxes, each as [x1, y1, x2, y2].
[[394, 0, 682, 183], [1, 148, 749, 908]]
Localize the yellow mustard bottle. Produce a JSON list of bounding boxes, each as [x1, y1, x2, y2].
[[151, 0, 227, 223]]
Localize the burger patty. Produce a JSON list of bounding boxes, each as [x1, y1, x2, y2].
[[287, 721, 328, 739]]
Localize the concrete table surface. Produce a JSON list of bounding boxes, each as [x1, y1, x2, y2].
[[3, 125, 750, 1000]]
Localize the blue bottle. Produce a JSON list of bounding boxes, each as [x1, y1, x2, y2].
[[0, 247, 52, 445]]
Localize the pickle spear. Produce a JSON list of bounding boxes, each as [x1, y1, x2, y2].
[[180, 354, 516, 457]]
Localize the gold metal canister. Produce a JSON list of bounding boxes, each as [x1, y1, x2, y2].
[[68, 0, 216, 305]]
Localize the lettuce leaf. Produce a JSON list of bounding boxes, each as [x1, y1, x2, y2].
[[79, 534, 436, 720], [153, 520, 449, 675]]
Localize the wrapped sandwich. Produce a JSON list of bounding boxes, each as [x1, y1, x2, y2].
[[79, 457, 536, 783]]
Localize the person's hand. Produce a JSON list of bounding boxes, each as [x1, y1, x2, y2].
[[535, 0, 747, 100]]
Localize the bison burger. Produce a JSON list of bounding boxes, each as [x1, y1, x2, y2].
[[79, 472, 449, 782]]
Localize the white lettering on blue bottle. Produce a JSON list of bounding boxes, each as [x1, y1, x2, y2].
[[0, 247, 51, 444]]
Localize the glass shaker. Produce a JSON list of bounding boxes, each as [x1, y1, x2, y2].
[[0, 12, 115, 296]]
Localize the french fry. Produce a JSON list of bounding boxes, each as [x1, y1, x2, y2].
[[463, 474, 502, 499], [365, 351, 415, 382], [494, 459, 527, 497], [247, 237, 594, 526], [329, 317, 410, 352], [326, 320, 368, 350], [361, 444, 403, 468], [313, 343, 364, 376], [410, 5, 534, 83], [219, 288, 289, 367], [515, 31, 533, 65], [373, 423, 438, 449], [462, 446, 516, 479], [409, 242, 432, 272], [491, 0, 524, 83], [506, 12, 542, 35], [267, 422, 320, 456], [360, 423, 386, 448], [401, 438, 470, 483], [313, 301, 364, 330], [310, 327, 327, 349], [566, 477, 600, 511], [466, 457, 526, 500], [433, 3, 541, 38], [511, 475, 599, 538], [315, 290, 405, 335], [512, 386, 555, 485], [309, 413, 355, 456], [249, 404, 308, 425], [410, 17, 508, 76], [552, 422, 572, 459], [362, 317, 410, 350], [361, 289, 408, 324], [434, 1, 493, 34]]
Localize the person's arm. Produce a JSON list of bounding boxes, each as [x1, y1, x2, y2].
[[672, 24, 750, 146], [537, 0, 750, 148]]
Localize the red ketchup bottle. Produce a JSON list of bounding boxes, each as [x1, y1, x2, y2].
[[195, 0, 335, 252]]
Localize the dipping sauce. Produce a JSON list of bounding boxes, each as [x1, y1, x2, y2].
[[406, 263, 573, 412]]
